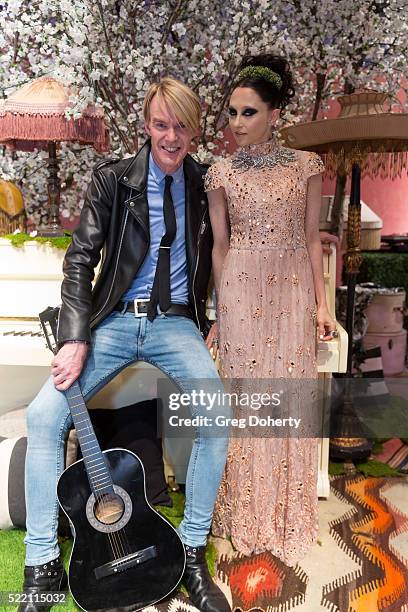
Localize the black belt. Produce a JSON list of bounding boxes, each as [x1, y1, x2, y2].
[[114, 300, 193, 319]]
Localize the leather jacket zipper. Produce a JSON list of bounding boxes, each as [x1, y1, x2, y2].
[[192, 212, 207, 333], [91, 209, 129, 323], [56, 303, 62, 345]]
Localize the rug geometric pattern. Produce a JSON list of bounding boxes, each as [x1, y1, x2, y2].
[[322, 475, 408, 612], [145, 476, 408, 612], [217, 551, 308, 611]]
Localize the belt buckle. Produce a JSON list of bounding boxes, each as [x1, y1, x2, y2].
[[133, 298, 150, 317]]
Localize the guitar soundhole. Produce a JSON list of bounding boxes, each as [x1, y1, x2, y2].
[[93, 493, 125, 525]]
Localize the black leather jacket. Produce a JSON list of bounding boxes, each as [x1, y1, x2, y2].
[[57, 140, 213, 346]]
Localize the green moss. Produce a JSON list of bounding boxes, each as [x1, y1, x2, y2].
[[355, 459, 403, 477], [328, 461, 347, 475], [205, 541, 218, 576], [3, 232, 72, 250], [155, 491, 185, 528]]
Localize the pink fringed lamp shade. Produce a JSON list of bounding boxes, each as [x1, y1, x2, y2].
[[0, 76, 109, 152]]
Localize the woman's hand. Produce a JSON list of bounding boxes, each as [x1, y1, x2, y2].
[[205, 321, 219, 360], [316, 305, 337, 341], [319, 231, 339, 254]]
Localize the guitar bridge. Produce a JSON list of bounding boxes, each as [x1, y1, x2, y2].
[[94, 545, 157, 580]]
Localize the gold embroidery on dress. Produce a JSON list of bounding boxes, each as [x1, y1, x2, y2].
[[205, 143, 324, 566]]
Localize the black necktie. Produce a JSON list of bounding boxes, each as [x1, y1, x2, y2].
[[147, 175, 177, 321]]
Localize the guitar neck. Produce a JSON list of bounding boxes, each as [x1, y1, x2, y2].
[[65, 381, 113, 496]]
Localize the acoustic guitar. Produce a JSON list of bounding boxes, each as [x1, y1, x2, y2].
[[39, 306, 185, 612]]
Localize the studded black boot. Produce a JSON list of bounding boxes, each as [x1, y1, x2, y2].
[[18, 556, 68, 612], [183, 545, 231, 612]]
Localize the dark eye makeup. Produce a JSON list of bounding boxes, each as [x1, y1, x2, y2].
[[228, 107, 258, 117], [243, 108, 258, 116]]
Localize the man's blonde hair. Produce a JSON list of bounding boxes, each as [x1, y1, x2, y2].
[[143, 77, 201, 135]]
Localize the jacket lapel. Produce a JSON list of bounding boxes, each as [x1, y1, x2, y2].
[[183, 154, 207, 277], [118, 140, 151, 237]]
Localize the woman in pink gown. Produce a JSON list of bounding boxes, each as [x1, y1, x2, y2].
[[204, 54, 337, 567]]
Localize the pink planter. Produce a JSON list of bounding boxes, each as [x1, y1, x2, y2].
[[365, 291, 405, 334], [363, 329, 407, 375]]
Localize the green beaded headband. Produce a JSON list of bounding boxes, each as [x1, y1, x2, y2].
[[237, 66, 283, 90]]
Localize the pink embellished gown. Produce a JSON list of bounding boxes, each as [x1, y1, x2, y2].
[[204, 139, 325, 566]]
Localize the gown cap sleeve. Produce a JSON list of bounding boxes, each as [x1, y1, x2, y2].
[[306, 152, 325, 178], [204, 162, 224, 192]]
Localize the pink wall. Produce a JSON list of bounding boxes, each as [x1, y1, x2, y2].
[[355, 176, 407, 235], [321, 174, 408, 235]]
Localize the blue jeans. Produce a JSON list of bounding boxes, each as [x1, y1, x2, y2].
[[24, 312, 230, 565]]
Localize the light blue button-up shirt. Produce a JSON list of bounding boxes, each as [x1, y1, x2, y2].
[[122, 153, 189, 304]]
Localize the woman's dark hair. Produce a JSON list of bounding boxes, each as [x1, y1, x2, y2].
[[235, 54, 295, 112]]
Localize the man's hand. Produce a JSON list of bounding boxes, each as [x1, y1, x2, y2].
[[51, 342, 89, 391], [319, 231, 339, 254]]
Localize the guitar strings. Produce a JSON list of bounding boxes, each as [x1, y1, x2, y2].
[[88, 458, 125, 560], [67, 387, 129, 560], [91, 457, 131, 559], [82, 429, 128, 560], [69, 387, 132, 559]]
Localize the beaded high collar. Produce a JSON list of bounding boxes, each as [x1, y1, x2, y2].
[[238, 136, 280, 156], [232, 136, 295, 171]]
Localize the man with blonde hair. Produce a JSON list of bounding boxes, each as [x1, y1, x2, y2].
[[20, 77, 231, 612]]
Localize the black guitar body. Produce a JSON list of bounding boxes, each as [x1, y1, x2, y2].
[[57, 448, 185, 612]]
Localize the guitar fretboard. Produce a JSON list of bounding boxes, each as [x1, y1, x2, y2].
[[66, 382, 114, 496]]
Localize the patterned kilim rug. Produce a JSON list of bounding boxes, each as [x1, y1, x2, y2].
[[321, 475, 408, 612], [216, 551, 308, 611], [144, 475, 408, 612]]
